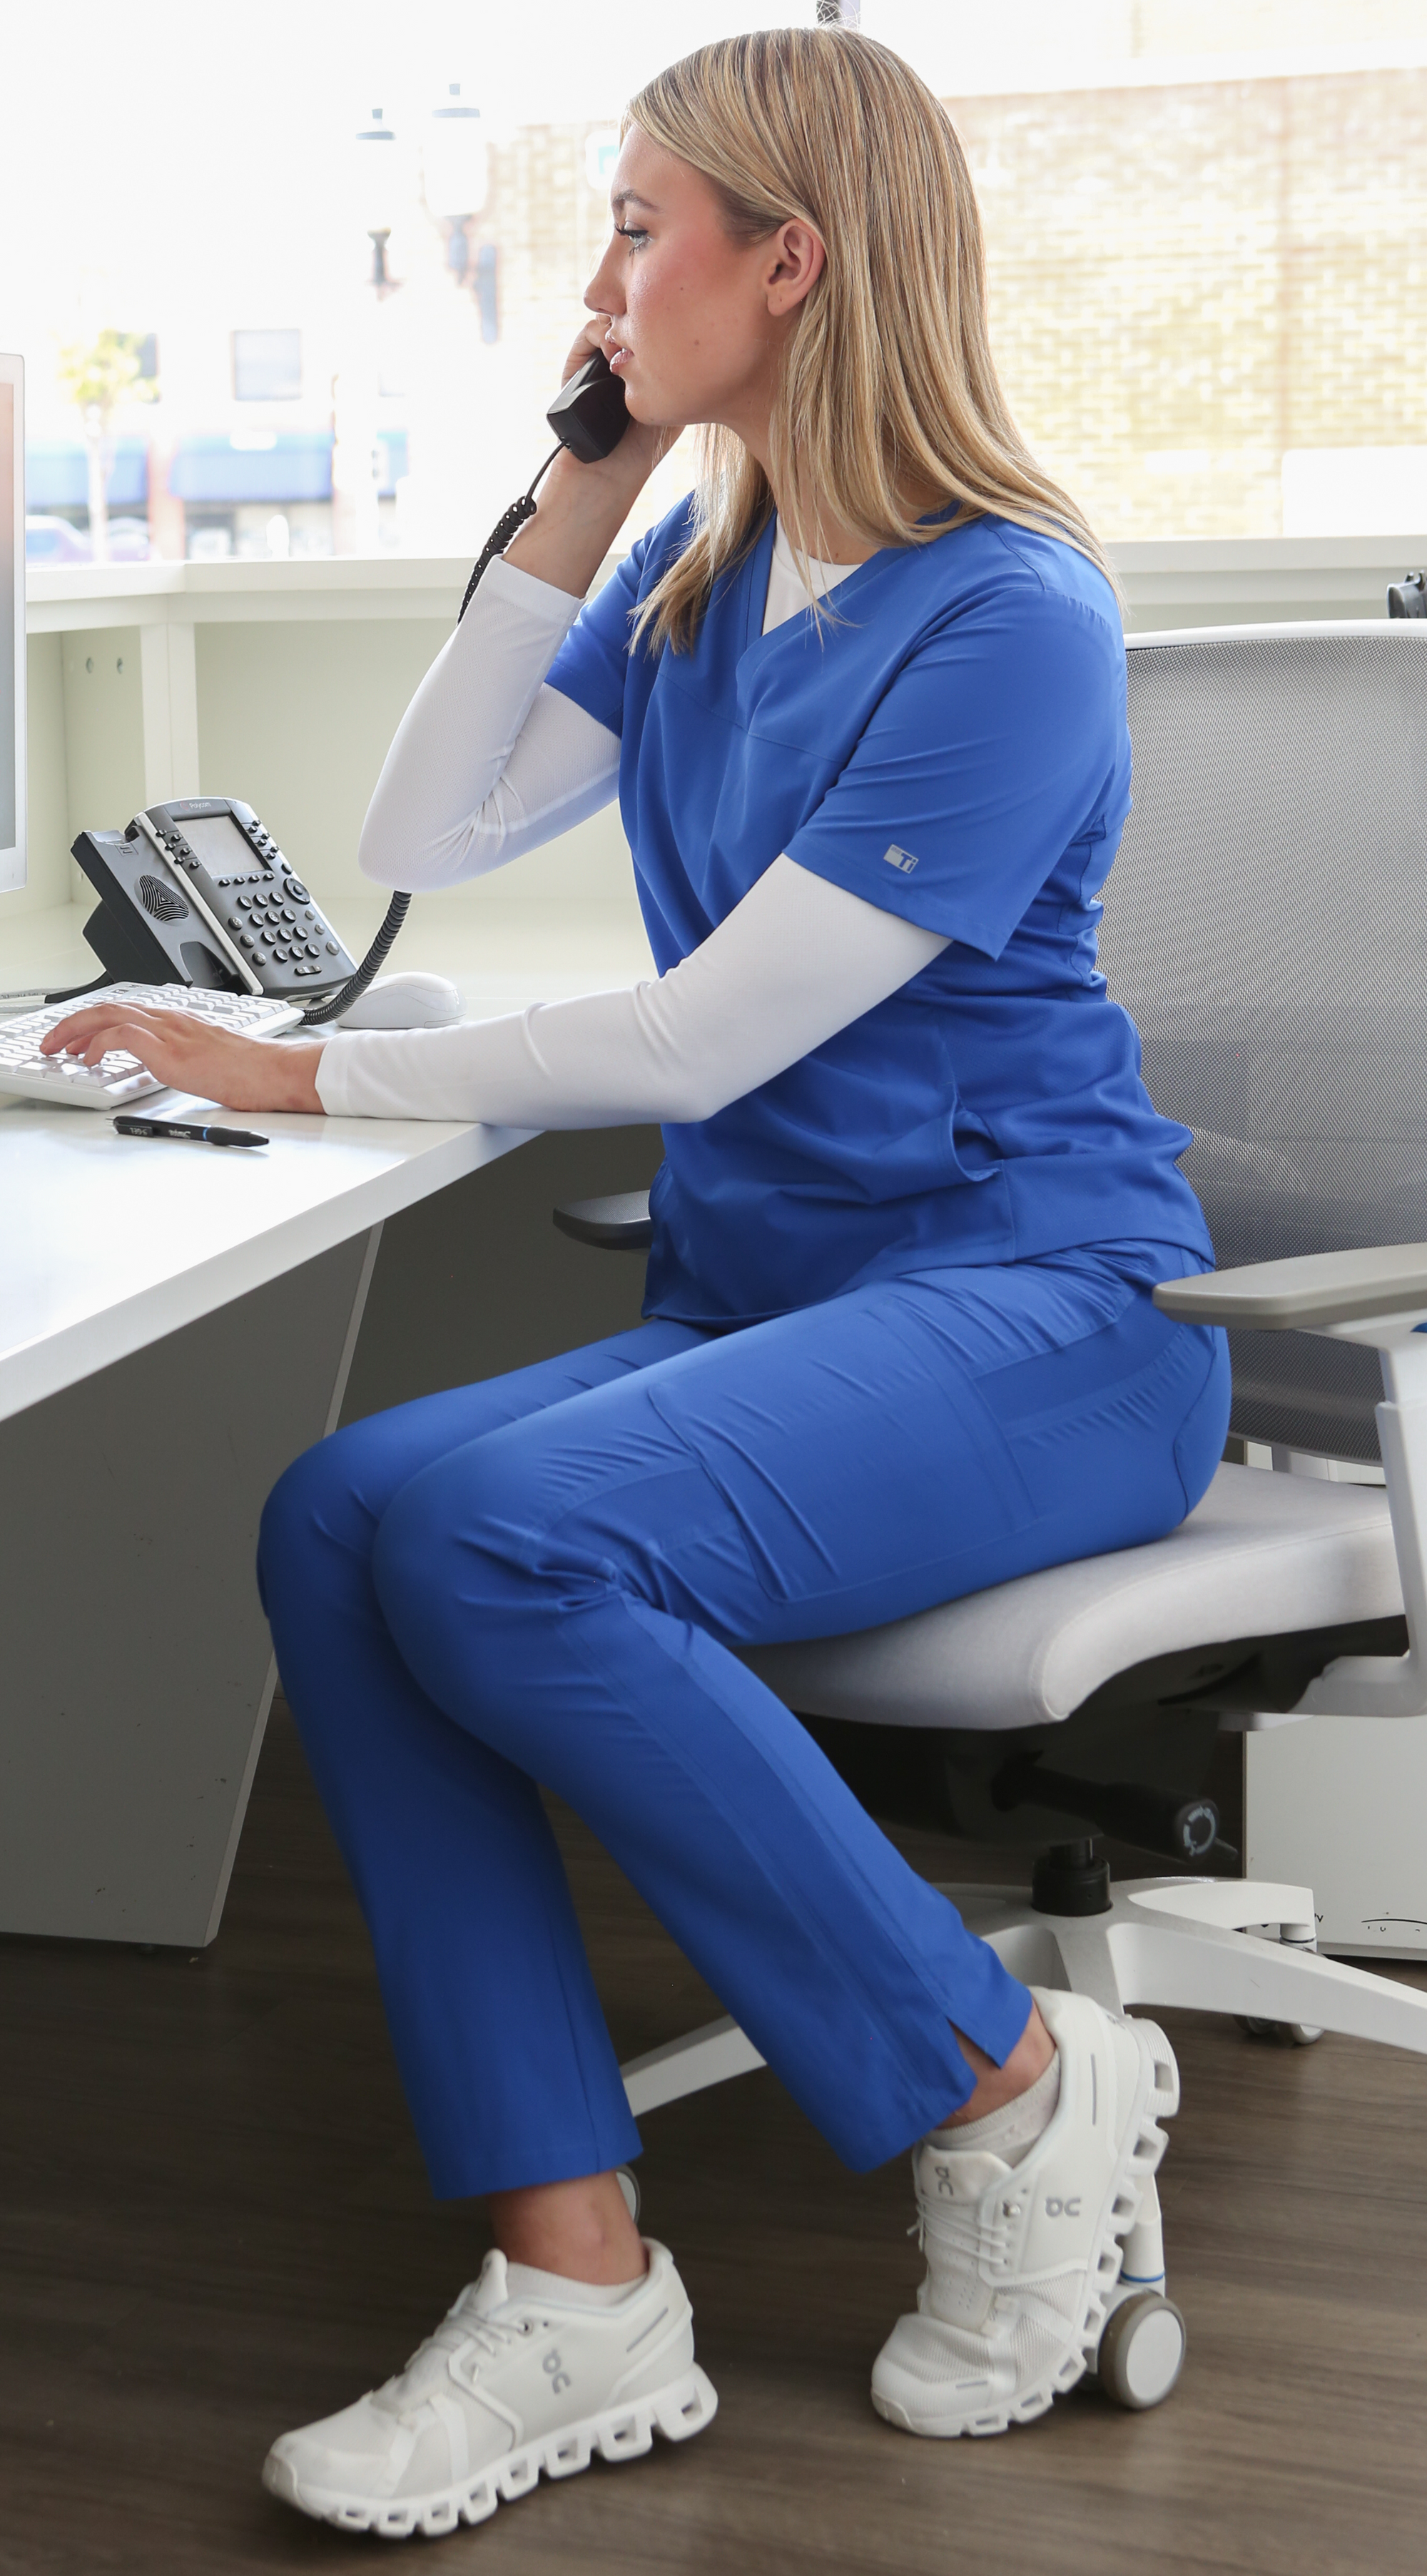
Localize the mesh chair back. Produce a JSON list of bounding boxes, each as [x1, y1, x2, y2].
[[1102, 623, 1427, 1463]]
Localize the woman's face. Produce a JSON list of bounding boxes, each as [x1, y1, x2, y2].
[[584, 124, 823, 452]]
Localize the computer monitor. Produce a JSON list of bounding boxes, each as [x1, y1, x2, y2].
[[0, 352, 24, 892]]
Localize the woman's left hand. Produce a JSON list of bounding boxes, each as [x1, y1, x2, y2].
[[40, 999, 327, 1114]]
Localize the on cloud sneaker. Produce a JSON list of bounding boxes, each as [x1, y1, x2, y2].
[[871, 1987, 1179, 2439], [263, 2238, 716, 2540]]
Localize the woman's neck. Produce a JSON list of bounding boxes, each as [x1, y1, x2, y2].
[[765, 474, 951, 570], [770, 492, 877, 568]]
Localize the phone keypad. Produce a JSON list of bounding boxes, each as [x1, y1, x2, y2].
[[221, 867, 331, 977]]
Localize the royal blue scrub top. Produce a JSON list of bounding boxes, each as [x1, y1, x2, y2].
[[547, 499, 1213, 1328]]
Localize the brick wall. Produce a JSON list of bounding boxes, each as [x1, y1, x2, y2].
[[469, 61, 1427, 541], [955, 66, 1427, 536]]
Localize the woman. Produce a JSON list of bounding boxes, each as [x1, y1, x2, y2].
[[48, 27, 1227, 2539]]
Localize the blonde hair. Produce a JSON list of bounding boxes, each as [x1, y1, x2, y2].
[[626, 26, 1119, 655]]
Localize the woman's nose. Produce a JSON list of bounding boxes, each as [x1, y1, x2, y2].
[[585, 241, 622, 315]]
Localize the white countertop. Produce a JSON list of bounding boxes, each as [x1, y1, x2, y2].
[[0, 1091, 528, 1425], [0, 901, 657, 1425]]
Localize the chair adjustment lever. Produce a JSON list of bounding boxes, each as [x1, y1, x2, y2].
[[992, 1756, 1227, 1866]]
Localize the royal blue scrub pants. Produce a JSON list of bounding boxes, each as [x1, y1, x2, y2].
[[258, 1243, 1228, 2199]]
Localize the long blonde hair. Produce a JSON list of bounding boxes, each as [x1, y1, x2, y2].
[[626, 26, 1117, 655]]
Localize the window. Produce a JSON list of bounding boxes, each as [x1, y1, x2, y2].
[[4, 1, 1425, 559], [232, 331, 302, 404]]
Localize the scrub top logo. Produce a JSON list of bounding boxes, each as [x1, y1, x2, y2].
[[883, 845, 920, 874]]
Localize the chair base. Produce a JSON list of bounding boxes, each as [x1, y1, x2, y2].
[[618, 1873, 1427, 2124]]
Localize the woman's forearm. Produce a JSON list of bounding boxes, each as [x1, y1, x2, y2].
[[357, 559, 619, 891], [314, 858, 948, 1128], [356, 366, 669, 892], [502, 439, 660, 598]]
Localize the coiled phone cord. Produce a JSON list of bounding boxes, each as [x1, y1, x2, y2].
[[298, 442, 565, 1030]]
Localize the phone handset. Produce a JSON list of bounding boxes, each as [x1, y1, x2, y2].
[[544, 348, 630, 464], [450, 347, 631, 635]]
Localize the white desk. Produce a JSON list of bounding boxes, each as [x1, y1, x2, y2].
[[1, 1092, 528, 1426], [0, 871, 657, 1938], [0, 1084, 536, 1951]]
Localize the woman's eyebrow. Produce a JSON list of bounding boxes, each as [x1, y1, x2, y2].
[[611, 189, 658, 216]]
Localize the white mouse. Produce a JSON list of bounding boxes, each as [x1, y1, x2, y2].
[[335, 972, 464, 1031]]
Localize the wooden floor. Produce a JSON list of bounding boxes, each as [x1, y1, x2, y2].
[[3, 1707, 1425, 2576]]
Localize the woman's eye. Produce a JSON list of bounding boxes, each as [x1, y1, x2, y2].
[[615, 225, 649, 250]]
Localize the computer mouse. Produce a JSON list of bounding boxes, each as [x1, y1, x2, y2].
[[336, 972, 465, 1031]]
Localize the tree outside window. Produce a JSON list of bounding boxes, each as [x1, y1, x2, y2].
[[54, 330, 158, 564]]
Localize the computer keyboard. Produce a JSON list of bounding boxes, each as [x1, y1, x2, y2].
[[0, 984, 303, 1109]]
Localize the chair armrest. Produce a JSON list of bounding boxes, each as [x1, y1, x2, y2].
[[552, 1191, 653, 1251], [1155, 1243, 1427, 1721], [1153, 1243, 1427, 1331]]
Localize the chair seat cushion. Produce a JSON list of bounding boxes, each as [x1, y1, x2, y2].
[[739, 1461, 1400, 1732]]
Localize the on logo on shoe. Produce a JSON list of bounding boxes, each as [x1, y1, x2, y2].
[[1044, 2196, 1082, 2218]]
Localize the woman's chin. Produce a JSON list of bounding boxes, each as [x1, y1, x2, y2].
[[623, 393, 683, 435]]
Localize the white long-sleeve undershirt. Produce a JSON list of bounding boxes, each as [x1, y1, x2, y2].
[[316, 529, 948, 1126]]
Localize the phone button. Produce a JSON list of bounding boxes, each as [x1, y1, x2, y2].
[[285, 878, 310, 904]]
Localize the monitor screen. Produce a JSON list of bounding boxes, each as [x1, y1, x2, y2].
[[0, 357, 21, 892], [178, 810, 269, 880]]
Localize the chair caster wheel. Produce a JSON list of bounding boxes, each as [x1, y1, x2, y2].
[[615, 2164, 641, 2223], [1096, 2291, 1187, 2410], [1237, 2015, 1324, 2046]]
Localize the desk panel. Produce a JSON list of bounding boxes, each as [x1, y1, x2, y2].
[[0, 1233, 373, 1945]]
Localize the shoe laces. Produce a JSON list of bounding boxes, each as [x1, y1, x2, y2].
[[912, 2174, 1021, 2283], [378, 2297, 540, 2416]]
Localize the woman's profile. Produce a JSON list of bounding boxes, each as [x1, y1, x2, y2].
[[46, 26, 1229, 2537]]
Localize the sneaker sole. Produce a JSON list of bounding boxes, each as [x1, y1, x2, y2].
[[263, 2364, 718, 2540], [872, 2014, 1180, 2440]]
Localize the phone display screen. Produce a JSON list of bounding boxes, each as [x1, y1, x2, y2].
[[179, 810, 268, 880]]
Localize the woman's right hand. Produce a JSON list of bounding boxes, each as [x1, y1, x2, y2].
[[40, 999, 325, 1114], [499, 316, 679, 599], [556, 312, 675, 494]]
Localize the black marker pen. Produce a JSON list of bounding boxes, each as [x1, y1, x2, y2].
[[113, 1114, 268, 1150]]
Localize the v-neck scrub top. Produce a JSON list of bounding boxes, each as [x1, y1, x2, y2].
[[546, 499, 1212, 1328]]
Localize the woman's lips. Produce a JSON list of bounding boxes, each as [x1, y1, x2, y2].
[[607, 343, 631, 372]]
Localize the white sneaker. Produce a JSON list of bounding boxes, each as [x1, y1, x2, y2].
[[871, 1987, 1179, 2438], [263, 2238, 716, 2539]]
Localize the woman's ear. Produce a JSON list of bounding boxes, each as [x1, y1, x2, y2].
[[764, 218, 826, 317]]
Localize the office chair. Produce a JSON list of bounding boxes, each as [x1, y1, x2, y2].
[[554, 620, 1427, 2407]]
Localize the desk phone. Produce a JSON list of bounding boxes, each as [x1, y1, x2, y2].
[[71, 798, 358, 1004], [46, 357, 630, 1029]]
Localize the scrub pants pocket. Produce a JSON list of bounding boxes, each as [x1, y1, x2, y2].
[[640, 1252, 1227, 1632]]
